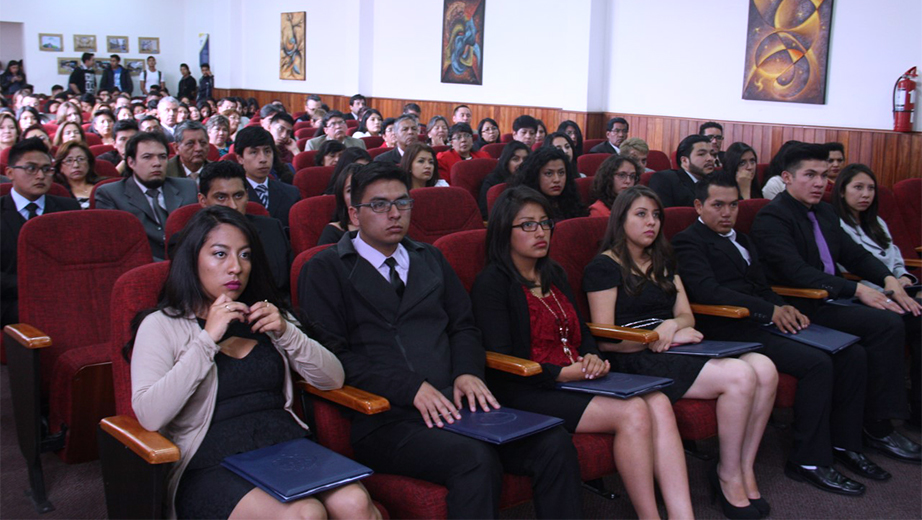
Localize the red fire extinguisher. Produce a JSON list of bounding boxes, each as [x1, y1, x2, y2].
[[893, 67, 917, 132]]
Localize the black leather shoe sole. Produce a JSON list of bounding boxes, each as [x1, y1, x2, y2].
[[834, 452, 892, 481], [784, 464, 865, 496]]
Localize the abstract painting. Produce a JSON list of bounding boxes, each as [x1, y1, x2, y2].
[[441, 0, 485, 85], [280, 12, 305, 81], [742, 0, 833, 104]]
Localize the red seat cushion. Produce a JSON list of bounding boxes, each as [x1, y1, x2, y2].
[[664, 207, 697, 240], [289, 196, 337, 256], [576, 153, 609, 177], [646, 150, 671, 172], [360, 135, 385, 149], [486, 183, 508, 216], [293, 166, 335, 200], [407, 187, 483, 244], [891, 179, 921, 251], [293, 150, 319, 171], [450, 158, 497, 203], [480, 143, 506, 159]]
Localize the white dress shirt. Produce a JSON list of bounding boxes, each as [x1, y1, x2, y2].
[[352, 232, 409, 284]]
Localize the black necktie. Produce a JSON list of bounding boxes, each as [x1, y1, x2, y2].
[[24, 202, 39, 220], [384, 257, 405, 298], [145, 188, 169, 226]]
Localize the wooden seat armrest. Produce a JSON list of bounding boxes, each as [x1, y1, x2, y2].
[[588, 323, 659, 344], [99, 415, 180, 465], [690, 304, 750, 318], [486, 352, 542, 376], [771, 286, 829, 299], [916, 247, 921, 253], [3, 324, 52, 349], [904, 258, 921, 268], [842, 273, 862, 281], [296, 383, 390, 415]]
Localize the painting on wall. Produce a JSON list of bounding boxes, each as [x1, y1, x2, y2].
[[57, 58, 80, 75], [73, 35, 96, 52], [125, 59, 145, 76], [280, 12, 305, 81], [441, 0, 485, 85], [199, 33, 210, 67], [39, 34, 63, 52], [107, 35, 129, 53], [139, 37, 160, 54], [742, 0, 833, 104]]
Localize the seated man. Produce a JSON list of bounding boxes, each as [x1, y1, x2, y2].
[[590, 117, 629, 154], [619, 137, 653, 172], [648, 134, 714, 208], [402, 102, 422, 118], [165, 121, 209, 182], [94, 132, 197, 261], [436, 123, 490, 184], [511, 115, 537, 148], [157, 96, 180, 142], [451, 105, 473, 126], [751, 142, 921, 463], [295, 94, 323, 123], [343, 94, 366, 121], [299, 162, 582, 519], [257, 103, 283, 131], [373, 115, 419, 165], [1, 138, 81, 327], [267, 112, 300, 165], [674, 173, 880, 495], [235, 126, 300, 231], [97, 118, 139, 175], [305, 111, 366, 151], [698, 121, 725, 168], [139, 115, 163, 135]]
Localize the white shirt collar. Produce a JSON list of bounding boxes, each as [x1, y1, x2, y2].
[[352, 232, 409, 281], [246, 177, 268, 190], [10, 188, 45, 216]]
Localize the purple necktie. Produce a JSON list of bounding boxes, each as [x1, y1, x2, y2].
[[807, 211, 835, 275]]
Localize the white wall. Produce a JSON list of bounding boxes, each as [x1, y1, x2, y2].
[[0, 22, 25, 68]]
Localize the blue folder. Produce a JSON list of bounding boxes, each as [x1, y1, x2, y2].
[[665, 340, 763, 357], [442, 407, 563, 444], [557, 372, 674, 398], [222, 438, 373, 503], [763, 323, 860, 353]]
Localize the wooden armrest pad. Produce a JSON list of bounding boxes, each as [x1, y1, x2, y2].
[[297, 383, 390, 415], [99, 415, 180, 465], [842, 273, 862, 281], [690, 304, 750, 318], [771, 286, 829, 299], [589, 323, 659, 344], [486, 352, 542, 376], [2, 324, 52, 349], [916, 247, 921, 253], [904, 258, 921, 268]]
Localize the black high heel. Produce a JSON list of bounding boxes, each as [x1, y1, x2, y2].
[[707, 463, 761, 519], [749, 497, 770, 517]]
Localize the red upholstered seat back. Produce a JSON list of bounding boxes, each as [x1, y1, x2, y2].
[[164, 203, 271, 257], [290, 244, 334, 313], [433, 229, 488, 293], [639, 170, 655, 186], [500, 133, 513, 143], [367, 147, 392, 160], [582, 139, 606, 151], [296, 138, 309, 152], [407, 187, 483, 244], [893, 178, 921, 250], [293, 166, 335, 200], [94, 160, 120, 177], [756, 163, 769, 185], [736, 198, 770, 235], [575, 176, 593, 205], [480, 143, 505, 159], [293, 150, 319, 171], [664, 207, 697, 240], [548, 216, 609, 318], [246, 201, 270, 217], [450, 158, 497, 201], [293, 120, 312, 131], [294, 128, 315, 140], [220, 152, 238, 163], [360, 135, 384, 149], [646, 150, 671, 172], [1, 183, 71, 198], [85, 133, 102, 146], [289, 196, 337, 255], [576, 153, 609, 177], [877, 186, 916, 257], [207, 143, 220, 162], [90, 144, 115, 157], [486, 182, 508, 216]]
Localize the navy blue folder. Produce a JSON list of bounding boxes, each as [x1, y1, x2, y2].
[[665, 340, 763, 357], [557, 372, 674, 398], [222, 438, 373, 503], [442, 407, 563, 444], [763, 323, 860, 353]]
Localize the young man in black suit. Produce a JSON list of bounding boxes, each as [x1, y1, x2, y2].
[[299, 163, 582, 519], [235, 126, 300, 232], [343, 93, 366, 121], [648, 134, 715, 208], [372, 115, 419, 165], [699, 121, 726, 168], [674, 174, 881, 495], [589, 116, 629, 154], [751, 143, 921, 463], [1, 138, 82, 327]]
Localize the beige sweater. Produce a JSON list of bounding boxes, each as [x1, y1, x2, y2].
[[130, 310, 344, 518]]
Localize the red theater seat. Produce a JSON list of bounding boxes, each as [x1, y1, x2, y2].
[[577, 153, 609, 177], [293, 166, 335, 200], [289, 195, 337, 255], [450, 158, 497, 202], [646, 150, 671, 172], [407, 187, 483, 244]]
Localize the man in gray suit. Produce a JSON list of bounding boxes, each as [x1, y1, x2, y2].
[[95, 132, 197, 261], [305, 111, 366, 151], [165, 121, 209, 182]]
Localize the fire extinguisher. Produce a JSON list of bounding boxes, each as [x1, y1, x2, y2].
[[893, 67, 917, 133]]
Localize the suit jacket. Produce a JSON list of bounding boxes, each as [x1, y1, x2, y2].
[[95, 176, 198, 261], [673, 220, 784, 323], [304, 135, 367, 151], [246, 178, 300, 232], [588, 141, 618, 154], [372, 147, 401, 165], [1, 194, 81, 326], [249, 214, 293, 297], [299, 231, 485, 442], [164, 155, 209, 179], [342, 113, 357, 121], [99, 66, 133, 94], [648, 169, 700, 208], [750, 190, 893, 299]]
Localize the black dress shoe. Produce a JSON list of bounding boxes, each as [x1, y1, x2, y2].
[[863, 430, 922, 464], [834, 450, 892, 481], [784, 462, 865, 496], [748, 497, 770, 517]]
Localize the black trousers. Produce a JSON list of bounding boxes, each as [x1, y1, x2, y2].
[[353, 419, 583, 519], [698, 317, 866, 466], [904, 310, 921, 414]]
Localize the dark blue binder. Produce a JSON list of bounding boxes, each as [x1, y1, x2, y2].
[[665, 340, 763, 357], [763, 323, 860, 353], [222, 438, 373, 503], [442, 407, 563, 444], [557, 372, 674, 398]]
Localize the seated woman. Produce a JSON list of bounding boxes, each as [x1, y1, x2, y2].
[[472, 186, 694, 520], [584, 185, 777, 519], [0, 112, 20, 153], [115, 105, 134, 121], [323, 148, 371, 194], [315, 139, 346, 167], [16, 106, 41, 131], [556, 120, 585, 158], [129, 206, 379, 520], [89, 109, 116, 146], [473, 117, 500, 152], [511, 148, 587, 222], [380, 117, 397, 149], [53, 121, 86, 148], [318, 163, 363, 246], [400, 143, 448, 190], [207, 115, 231, 157], [223, 109, 242, 143], [723, 143, 763, 199], [589, 155, 641, 218], [436, 123, 491, 183], [479, 141, 530, 218], [426, 115, 449, 147], [535, 119, 548, 144], [55, 101, 83, 125], [53, 141, 101, 209], [541, 131, 582, 176], [197, 100, 213, 120], [176, 103, 191, 124], [352, 109, 383, 138], [188, 104, 202, 122], [21, 124, 53, 149], [832, 164, 922, 426], [761, 140, 803, 200]]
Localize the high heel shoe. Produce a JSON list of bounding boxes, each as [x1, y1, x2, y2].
[[707, 463, 762, 519], [748, 497, 770, 517]]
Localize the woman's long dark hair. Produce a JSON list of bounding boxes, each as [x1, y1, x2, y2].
[[512, 147, 587, 221], [491, 141, 530, 180], [832, 163, 890, 249], [723, 142, 763, 198], [330, 163, 363, 228], [599, 186, 676, 297], [556, 120, 584, 157], [486, 186, 565, 294], [474, 117, 499, 150], [324, 147, 370, 195], [591, 154, 641, 209], [399, 142, 441, 188], [356, 108, 382, 135], [541, 131, 578, 171]]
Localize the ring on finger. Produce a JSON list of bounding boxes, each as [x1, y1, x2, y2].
[[886, 298, 893, 303]]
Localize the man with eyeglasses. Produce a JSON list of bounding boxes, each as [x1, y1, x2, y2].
[[299, 162, 582, 519], [373, 114, 419, 165], [699, 121, 725, 169], [2, 138, 81, 327], [436, 123, 491, 184], [305, 110, 367, 151], [590, 117, 630, 154]]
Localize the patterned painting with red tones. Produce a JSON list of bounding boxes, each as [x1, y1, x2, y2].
[[441, 0, 485, 85]]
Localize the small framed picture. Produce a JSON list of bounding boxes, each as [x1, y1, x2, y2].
[[57, 57, 80, 75], [39, 33, 64, 52], [139, 37, 160, 54], [94, 60, 109, 74], [106, 35, 129, 53], [125, 59, 145, 76], [73, 35, 96, 52]]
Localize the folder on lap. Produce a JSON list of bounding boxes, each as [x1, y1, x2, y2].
[[442, 407, 564, 444], [557, 372, 674, 399], [763, 323, 860, 353], [222, 438, 373, 503], [664, 340, 763, 357]]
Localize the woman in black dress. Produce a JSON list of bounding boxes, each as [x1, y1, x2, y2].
[[584, 186, 777, 519]]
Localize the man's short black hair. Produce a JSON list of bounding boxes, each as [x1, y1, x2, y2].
[[513, 115, 538, 132], [147, 99, 158, 110], [449, 123, 473, 139], [824, 142, 845, 155], [350, 162, 411, 207], [234, 125, 274, 156], [453, 104, 470, 115], [306, 94, 322, 104], [8, 137, 51, 166], [606, 117, 628, 132], [81, 52, 94, 64], [200, 63, 210, 69], [140, 115, 159, 125], [269, 111, 294, 126], [322, 110, 346, 129], [180, 63, 189, 69], [199, 160, 247, 196], [218, 96, 235, 106], [676, 134, 710, 162], [402, 103, 421, 114], [80, 93, 96, 105], [112, 118, 139, 138], [125, 131, 170, 161], [259, 103, 282, 119], [110, 54, 121, 62], [349, 94, 366, 106], [782, 143, 828, 173], [698, 121, 723, 135], [694, 171, 740, 202]]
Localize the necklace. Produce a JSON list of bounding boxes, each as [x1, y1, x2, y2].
[[534, 288, 575, 364]]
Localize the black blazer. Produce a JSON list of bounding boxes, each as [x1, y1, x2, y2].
[[471, 263, 600, 386], [372, 148, 401, 165], [750, 190, 892, 299], [647, 169, 699, 208], [673, 220, 784, 323], [99, 66, 133, 94], [248, 214, 293, 298], [246, 178, 300, 232], [299, 232, 485, 441], [588, 141, 617, 154], [1, 194, 81, 326]]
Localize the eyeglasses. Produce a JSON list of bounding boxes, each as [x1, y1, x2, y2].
[[451, 133, 472, 141], [62, 157, 88, 166], [513, 220, 554, 232], [10, 164, 54, 176], [327, 120, 347, 128], [708, 135, 724, 142], [354, 198, 414, 213], [614, 173, 638, 182]]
